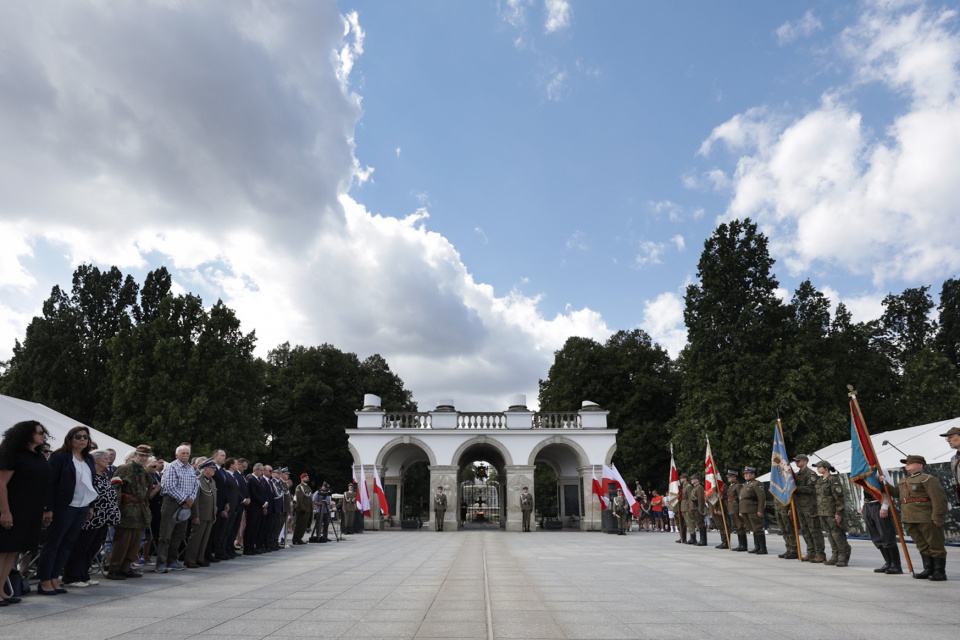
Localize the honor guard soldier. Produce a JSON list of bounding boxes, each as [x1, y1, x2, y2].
[[738, 466, 767, 554], [724, 470, 746, 551], [792, 455, 825, 562], [613, 488, 628, 535], [342, 483, 356, 534], [814, 460, 851, 567], [292, 473, 312, 545], [688, 474, 707, 546], [434, 486, 447, 531], [774, 496, 798, 560], [677, 474, 691, 544], [942, 426, 960, 504], [520, 487, 533, 532], [887, 455, 949, 580]]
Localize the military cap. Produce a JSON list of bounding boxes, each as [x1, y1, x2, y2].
[[616, 487, 623, 492], [743, 466, 756, 474], [690, 473, 700, 480], [814, 460, 835, 471], [939, 426, 960, 437], [522, 486, 528, 490], [900, 454, 926, 465], [300, 473, 309, 480], [199, 459, 217, 470], [792, 454, 809, 462], [134, 444, 153, 456], [679, 473, 688, 479], [725, 470, 738, 477], [437, 486, 444, 490]]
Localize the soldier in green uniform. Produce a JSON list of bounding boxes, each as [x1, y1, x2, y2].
[[738, 466, 767, 555], [520, 486, 533, 532], [292, 473, 312, 544], [724, 470, 746, 551], [613, 488, 628, 535], [434, 486, 447, 531], [792, 455, 825, 562], [676, 474, 689, 544], [342, 483, 357, 535], [886, 455, 949, 581], [814, 460, 851, 567], [107, 444, 153, 580], [774, 498, 798, 560], [688, 474, 707, 546]]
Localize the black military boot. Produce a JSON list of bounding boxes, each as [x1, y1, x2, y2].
[[885, 546, 903, 574], [715, 531, 729, 549], [782, 549, 798, 559], [697, 526, 708, 546], [874, 546, 892, 573], [755, 533, 768, 555], [929, 557, 948, 581], [913, 554, 933, 579], [687, 530, 697, 545], [748, 533, 759, 553], [735, 533, 748, 552]]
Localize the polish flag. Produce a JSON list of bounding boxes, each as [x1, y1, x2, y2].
[[665, 450, 680, 511], [609, 463, 640, 518], [352, 462, 371, 517], [372, 464, 390, 518], [591, 468, 608, 511], [704, 440, 725, 506]]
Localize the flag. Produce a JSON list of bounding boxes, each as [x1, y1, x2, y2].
[[591, 468, 608, 511], [664, 446, 680, 510], [850, 399, 884, 502], [372, 463, 390, 518], [769, 419, 797, 505], [609, 463, 640, 518], [704, 439, 725, 505], [353, 462, 371, 517]]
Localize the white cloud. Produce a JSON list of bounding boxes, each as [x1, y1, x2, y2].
[[635, 241, 666, 268], [702, 1, 960, 286], [396, 147, 401, 157], [566, 230, 587, 251], [648, 200, 683, 222], [500, 0, 532, 29], [640, 292, 687, 357], [671, 235, 685, 251], [544, 0, 572, 34], [475, 226, 489, 244], [0, 0, 613, 411], [545, 69, 567, 101], [775, 10, 823, 45]]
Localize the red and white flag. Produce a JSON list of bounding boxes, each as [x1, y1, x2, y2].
[[609, 463, 640, 518], [704, 438, 725, 506], [664, 446, 680, 510], [372, 464, 390, 518], [352, 462, 371, 517], [591, 468, 608, 511]]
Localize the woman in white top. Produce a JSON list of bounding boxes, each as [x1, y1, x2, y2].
[[35, 425, 98, 595]]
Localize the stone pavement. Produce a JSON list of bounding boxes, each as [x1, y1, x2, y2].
[[1, 529, 959, 639]]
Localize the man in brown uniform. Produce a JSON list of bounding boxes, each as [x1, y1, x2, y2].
[[725, 470, 746, 551], [887, 455, 949, 581], [107, 445, 153, 580], [676, 474, 689, 544], [738, 466, 766, 555], [688, 474, 707, 546], [792, 454, 825, 562]]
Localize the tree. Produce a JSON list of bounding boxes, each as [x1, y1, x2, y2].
[[935, 277, 960, 374]]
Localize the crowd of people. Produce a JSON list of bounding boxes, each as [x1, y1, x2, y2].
[[0, 420, 350, 606]]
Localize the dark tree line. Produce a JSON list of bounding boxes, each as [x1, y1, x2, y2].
[[0, 265, 415, 484], [540, 219, 960, 491]]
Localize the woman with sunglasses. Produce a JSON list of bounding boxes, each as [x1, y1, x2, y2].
[[35, 425, 98, 595], [0, 421, 52, 605]]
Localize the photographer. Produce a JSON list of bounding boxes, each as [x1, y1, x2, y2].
[[312, 482, 332, 543]]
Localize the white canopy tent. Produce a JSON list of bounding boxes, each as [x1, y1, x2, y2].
[[758, 416, 960, 482], [0, 394, 135, 461]]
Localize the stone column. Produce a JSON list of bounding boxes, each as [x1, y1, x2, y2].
[[579, 465, 604, 531], [428, 465, 458, 531], [504, 464, 535, 532]]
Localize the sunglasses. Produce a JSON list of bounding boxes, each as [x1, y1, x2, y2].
[[73, 434, 90, 440]]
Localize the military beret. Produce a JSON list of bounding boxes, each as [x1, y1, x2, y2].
[[900, 454, 927, 466], [792, 454, 809, 462], [939, 426, 960, 437], [300, 473, 309, 480], [743, 466, 756, 474]]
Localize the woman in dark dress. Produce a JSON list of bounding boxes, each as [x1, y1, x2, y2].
[[0, 420, 52, 606], [62, 449, 121, 587]]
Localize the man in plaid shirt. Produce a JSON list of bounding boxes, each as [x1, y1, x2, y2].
[[155, 444, 199, 572]]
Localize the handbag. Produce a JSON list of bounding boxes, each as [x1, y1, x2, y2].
[[3, 570, 29, 597]]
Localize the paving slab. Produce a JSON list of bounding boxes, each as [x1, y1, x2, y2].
[[1, 530, 958, 639]]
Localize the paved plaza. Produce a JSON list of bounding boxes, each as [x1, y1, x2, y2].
[[2, 529, 959, 639]]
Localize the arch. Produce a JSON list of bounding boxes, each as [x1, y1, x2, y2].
[[450, 435, 514, 468], [526, 435, 590, 469], [348, 441, 361, 466], [375, 435, 438, 468], [604, 442, 618, 467]]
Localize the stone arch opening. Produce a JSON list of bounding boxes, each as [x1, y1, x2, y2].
[[532, 441, 587, 529], [456, 441, 509, 530], [376, 438, 436, 527]]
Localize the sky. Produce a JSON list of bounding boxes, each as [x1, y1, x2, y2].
[[2, 0, 960, 412]]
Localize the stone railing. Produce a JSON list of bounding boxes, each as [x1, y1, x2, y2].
[[532, 412, 582, 429], [457, 412, 507, 429], [382, 413, 433, 429]]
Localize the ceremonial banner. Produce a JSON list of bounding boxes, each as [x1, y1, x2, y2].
[[850, 399, 884, 502], [769, 419, 797, 505], [664, 446, 680, 510], [372, 463, 390, 518], [609, 463, 640, 518], [353, 462, 371, 517], [704, 438, 725, 505], [591, 468, 608, 510]]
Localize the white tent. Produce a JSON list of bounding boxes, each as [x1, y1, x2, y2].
[[0, 394, 135, 461], [758, 415, 960, 481]]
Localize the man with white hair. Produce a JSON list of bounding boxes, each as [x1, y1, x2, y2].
[[155, 444, 198, 573]]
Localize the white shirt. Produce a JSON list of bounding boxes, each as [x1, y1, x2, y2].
[[70, 457, 99, 507]]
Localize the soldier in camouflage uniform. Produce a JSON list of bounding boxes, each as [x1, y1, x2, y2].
[[814, 460, 851, 567], [107, 444, 154, 580], [792, 454, 825, 563], [887, 454, 949, 581], [774, 498, 798, 560], [738, 466, 767, 554], [724, 470, 746, 552], [688, 475, 707, 546]]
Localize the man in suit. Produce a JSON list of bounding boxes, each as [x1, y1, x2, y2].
[[231, 459, 249, 555], [216, 457, 240, 560], [244, 463, 269, 555], [206, 449, 229, 562]]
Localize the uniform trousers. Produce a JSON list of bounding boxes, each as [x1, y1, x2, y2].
[[185, 520, 214, 564], [904, 522, 946, 559], [107, 527, 142, 572], [794, 501, 824, 557], [740, 507, 764, 534], [818, 515, 851, 559], [775, 504, 797, 552], [687, 509, 705, 529]]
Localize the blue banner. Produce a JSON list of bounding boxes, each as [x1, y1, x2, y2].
[[850, 412, 884, 501], [769, 420, 797, 505]]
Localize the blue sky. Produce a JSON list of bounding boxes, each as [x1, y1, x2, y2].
[[2, 1, 960, 411]]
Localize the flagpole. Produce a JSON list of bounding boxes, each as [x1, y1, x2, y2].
[[777, 419, 804, 562], [706, 436, 732, 550], [849, 388, 914, 574]]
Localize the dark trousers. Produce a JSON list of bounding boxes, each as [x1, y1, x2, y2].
[[62, 525, 108, 583], [107, 527, 143, 572], [36, 505, 88, 581], [862, 501, 898, 548], [244, 508, 263, 551], [210, 514, 230, 558]]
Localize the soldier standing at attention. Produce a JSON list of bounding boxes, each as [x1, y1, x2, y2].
[[943, 426, 960, 505], [724, 470, 745, 551], [688, 475, 707, 546], [342, 483, 356, 535], [774, 497, 798, 560], [793, 455, 825, 563], [434, 486, 447, 532], [677, 474, 691, 544], [292, 473, 312, 545], [738, 466, 767, 555], [613, 488, 628, 535], [520, 487, 533, 532], [887, 455, 949, 581], [814, 460, 851, 567]]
